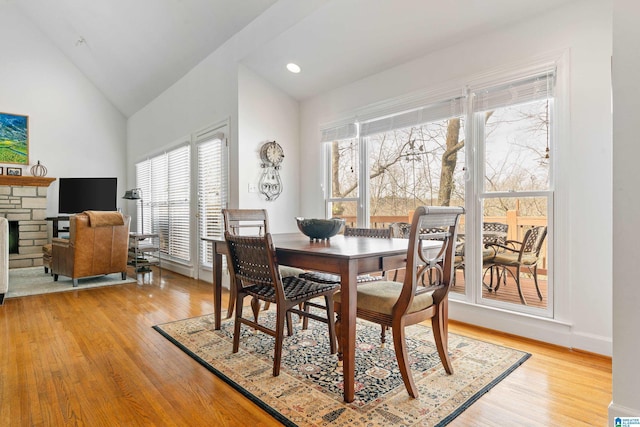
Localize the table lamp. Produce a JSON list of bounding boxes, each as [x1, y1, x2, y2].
[[122, 188, 143, 234]]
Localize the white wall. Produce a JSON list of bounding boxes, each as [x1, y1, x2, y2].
[[238, 65, 300, 233], [610, 0, 640, 422], [126, 1, 319, 276], [299, 0, 612, 354], [0, 4, 127, 215]]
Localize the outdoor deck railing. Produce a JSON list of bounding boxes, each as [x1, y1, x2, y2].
[[334, 211, 548, 272]]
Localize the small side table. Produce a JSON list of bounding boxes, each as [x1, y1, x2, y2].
[[128, 232, 161, 274]]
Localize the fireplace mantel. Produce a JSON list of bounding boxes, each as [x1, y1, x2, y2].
[[0, 176, 55, 187]]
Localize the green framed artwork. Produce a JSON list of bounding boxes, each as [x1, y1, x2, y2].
[[0, 112, 29, 165]]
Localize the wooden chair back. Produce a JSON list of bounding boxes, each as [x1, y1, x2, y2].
[[398, 206, 464, 313], [222, 209, 269, 236], [344, 226, 392, 239], [224, 232, 283, 298]]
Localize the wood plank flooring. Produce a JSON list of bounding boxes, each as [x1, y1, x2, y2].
[[0, 267, 611, 426]]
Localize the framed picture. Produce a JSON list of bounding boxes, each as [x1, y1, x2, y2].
[[7, 167, 22, 176], [0, 112, 29, 165]]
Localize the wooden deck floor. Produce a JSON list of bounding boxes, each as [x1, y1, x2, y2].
[[450, 268, 548, 308], [0, 266, 610, 426]]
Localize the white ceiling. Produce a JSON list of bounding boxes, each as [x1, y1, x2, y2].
[[241, 0, 579, 101], [11, 0, 278, 117], [9, 0, 578, 117]]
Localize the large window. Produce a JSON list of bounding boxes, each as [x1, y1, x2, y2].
[[326, 98, 465, 228], [136, 144, 191, 264], [324, 65, 556, 317], [472, 70, 554, 316]]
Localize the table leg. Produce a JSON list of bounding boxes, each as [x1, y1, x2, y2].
[[213, 250, 223, 330], [340, 260, 358, 403]]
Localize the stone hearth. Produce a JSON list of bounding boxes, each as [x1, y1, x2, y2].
[[0, 176, 55, 269]]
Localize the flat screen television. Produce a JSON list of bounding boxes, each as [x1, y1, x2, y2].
[[58, 177, 117, 214]]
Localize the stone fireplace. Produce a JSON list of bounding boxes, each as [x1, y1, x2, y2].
[[0, 176, 55, 269]]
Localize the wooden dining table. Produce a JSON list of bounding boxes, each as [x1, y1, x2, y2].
[[201, 232, 439, 403]]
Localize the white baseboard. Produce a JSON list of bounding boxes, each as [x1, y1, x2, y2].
[[609, 402, 640, 426], [449, 300, 612, 356]]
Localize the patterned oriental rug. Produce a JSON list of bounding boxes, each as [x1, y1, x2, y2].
[[154, 311, 530, 427]]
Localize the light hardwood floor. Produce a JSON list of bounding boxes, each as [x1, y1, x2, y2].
[[0, 267, 611, 426]]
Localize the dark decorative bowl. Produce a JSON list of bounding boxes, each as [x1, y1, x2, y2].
[[295, 217, 345, 241]]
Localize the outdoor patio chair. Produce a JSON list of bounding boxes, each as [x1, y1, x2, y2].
[[480, 222, 510, 289], [224, 231, 338, 376], [485, 225, 547, 305], [334, 206, 463, 398]]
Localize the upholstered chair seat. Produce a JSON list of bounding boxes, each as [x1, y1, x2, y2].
[[335, 281, 434, 316]]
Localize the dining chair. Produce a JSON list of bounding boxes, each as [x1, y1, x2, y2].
[[485, 225, 547, 305], [222, 209, 305, 316], [297, 226, 392, 333], [299, 225, 392, 285], [224, 231, 338, 376], [334, 205, 463, 398]]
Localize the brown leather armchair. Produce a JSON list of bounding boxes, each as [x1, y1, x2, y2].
[[52, 212, 131, 287]]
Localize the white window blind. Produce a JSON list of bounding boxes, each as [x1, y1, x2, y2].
[[472, 69, 555, 111], [197, 131, 227, 266], [320, 123, 357, 143], [360, 97, 466, 137], [136, 144, 191, 264]]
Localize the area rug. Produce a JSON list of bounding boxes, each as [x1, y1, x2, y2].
[[154, 310, 530, 426], [6, 266, 136, 298]]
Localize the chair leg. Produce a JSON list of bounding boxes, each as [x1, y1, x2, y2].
[[323, 294, 337, 354], [391, 322, 418, 398], [302, 301, 311, 330], [232, 295, 244, 353], [226, 274, 236, 319], [72, 278, 78, 287], [273, 305, 286, 376], [431, 301, 453, 375], [514, 266, 526, 305], [335, 308, 343, 366], [251, 296, 261, 330], [532, 266, 543, 301], [380, 325, 387, 347], [286, 311, 293, 336]]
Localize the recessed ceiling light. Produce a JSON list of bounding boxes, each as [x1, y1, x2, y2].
[[286, 63, 301, 73]]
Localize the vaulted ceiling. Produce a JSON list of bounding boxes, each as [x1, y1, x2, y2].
[[8, 0, 578, 117]]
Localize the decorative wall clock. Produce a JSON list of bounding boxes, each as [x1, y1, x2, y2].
[[258, 141, 284, 200]]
